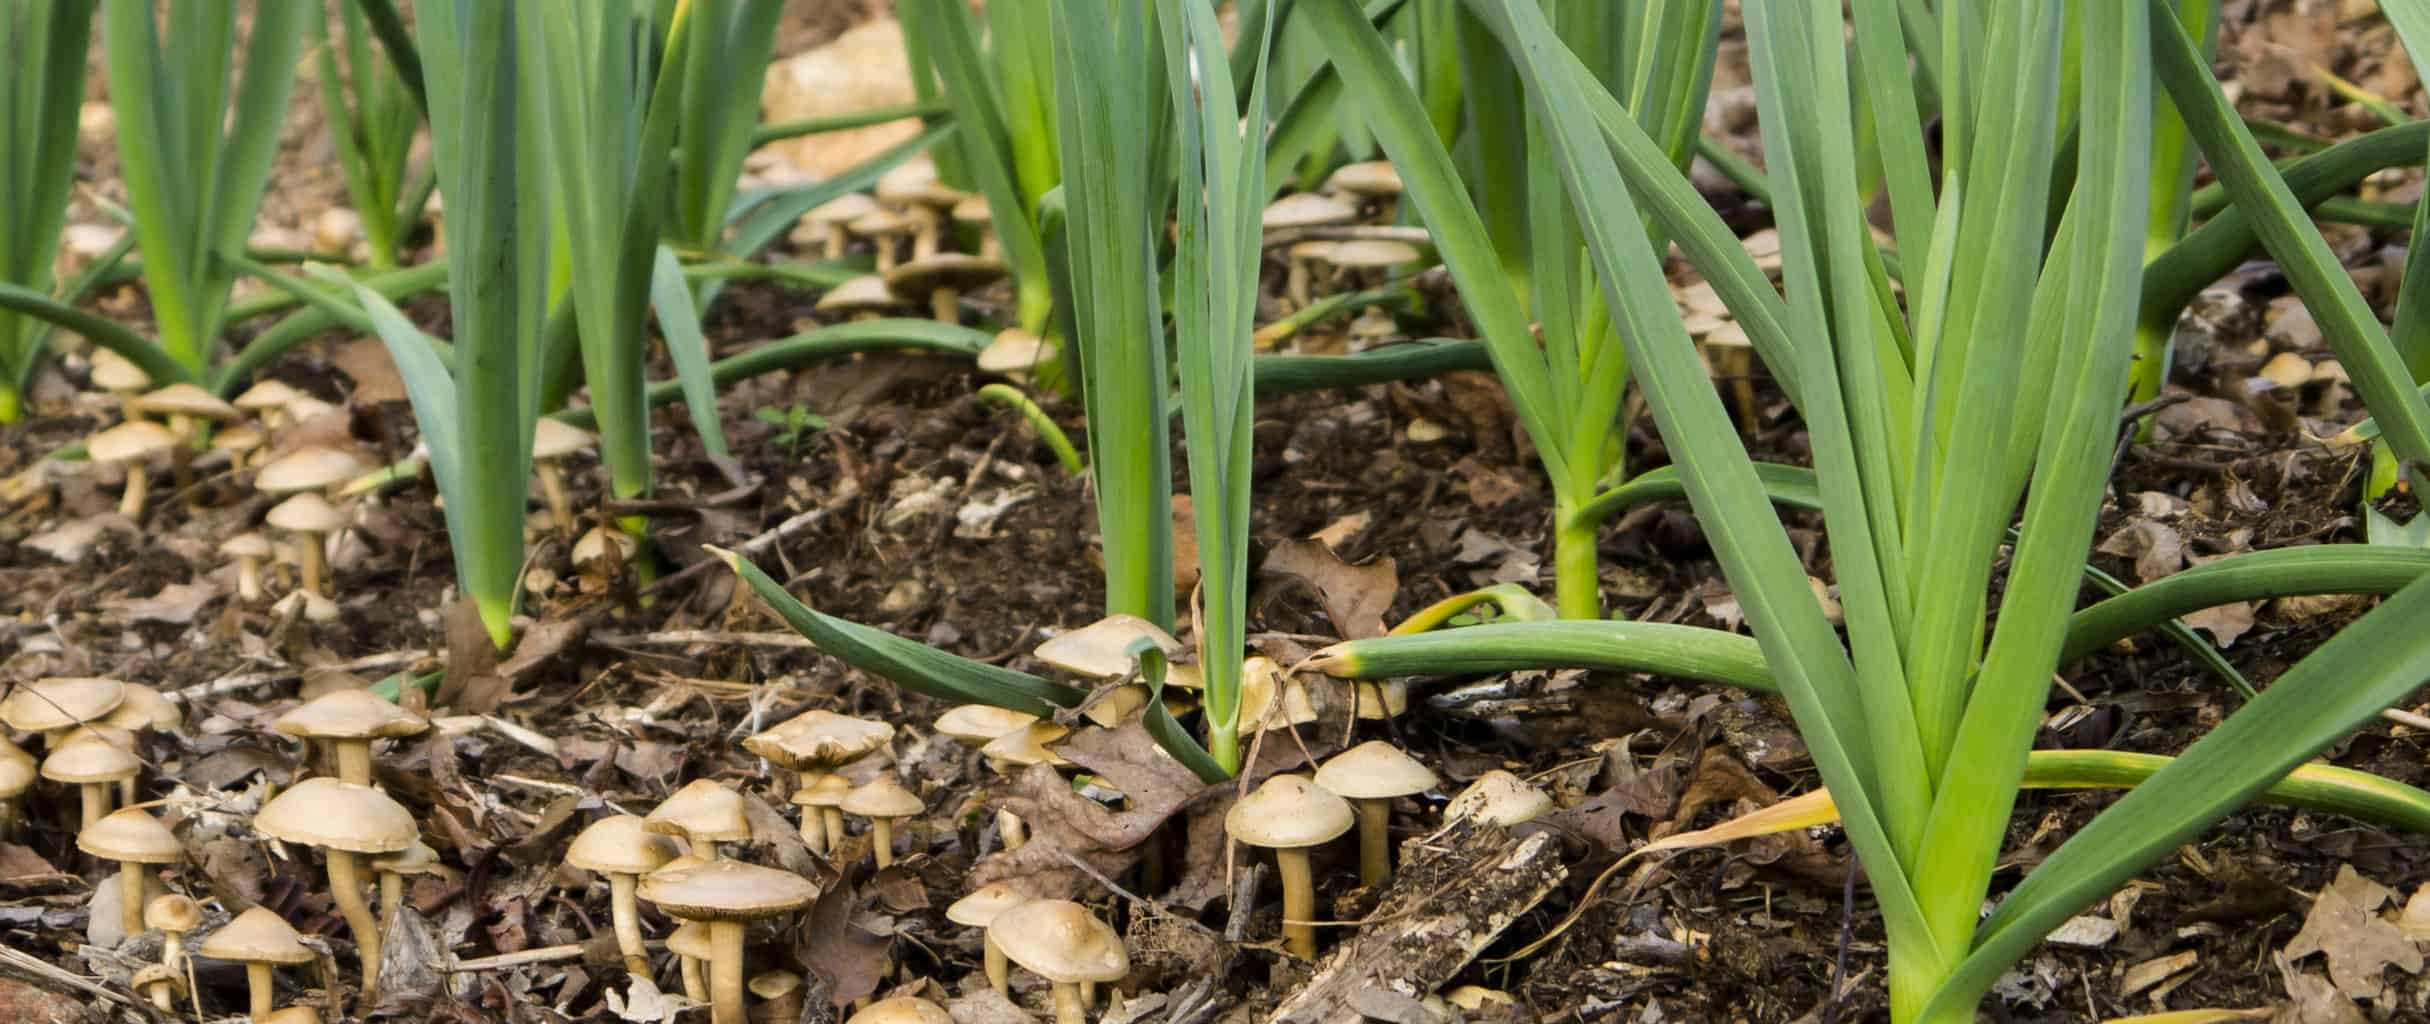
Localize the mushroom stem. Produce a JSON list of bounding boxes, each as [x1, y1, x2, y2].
[[237, 556, 265, 602], [161, 931, 184, 971], [0, 799, 15, 839], [876, 242, 899, 274], [295, 531, 327, 597], [912, 212, 942, 260], [1353, 799, 1391, 886], [709, 920, 747, 1024], [822, 228, 848, 261], [998, 810, 1026, 851], [1276, 848, 1318, 959], [871, 818, 897, 868], [1082, 980, 1097, 1009], [145, 977, 174, 1011], [334, 740, 373, 788], [824, 808, 845, 847], [170, 441, 194, 494], [680, 950, 709, 1004], [119, 466, 149, 519], [797, 807, 827, 853], [1286, 259, 1313, 310], [120, 775, 139, 809], [79, 782, 109, 829], [609, 873, 650, 975], [117, 865, 147, 936], [327, 851, 383, 996], [536, 463, 574, 534], [245, 961, 275, 1021], [982, 932, 1009, 996], [929, 286, 960, 324], [1050, 981, 1086, 1024], [379, 871, 402, 934]]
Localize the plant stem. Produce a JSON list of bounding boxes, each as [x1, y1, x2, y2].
[[1552, 508, 1603, 619]]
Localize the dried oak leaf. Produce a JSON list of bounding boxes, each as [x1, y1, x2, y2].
[[2282, 865, 2422, 1000], [1262, 538, 1397, 640], [793, 871, 892, 1009]]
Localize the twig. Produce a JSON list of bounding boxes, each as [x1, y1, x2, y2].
[[444, 940, 660, 973], [170, 649, 435, 703], [591, 630, 813, 650], [643, 501, 842, 596], [0, 944, 139, 1008]]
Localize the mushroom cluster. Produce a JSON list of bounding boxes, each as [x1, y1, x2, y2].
[[797, 157, 1021, 336]]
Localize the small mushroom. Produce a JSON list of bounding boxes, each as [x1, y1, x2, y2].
[[372, 839, 445, 932], [77, 807, 182, 936], [103, 683, 184, 734], [41, 725, 142, 827], [801, 193, 881, 260], [845, 996, 955, 1024], [1225, 775, 1353, 958], [748, 970, 807, 1023], [89, 420, 177, 518], [816, 275, 909, 322], [652, 854, 713, 1001], [884, 253, 1007, 324], [253, 777, 417, 995], [637, 859, 823, 1024], [933, 705, 1038, 748], [90, 350, 153, 411], [0, 677, 127, 740], [0, 739, 31, 837], [1313, 741, 1439, 885], [645, 779, 752, 861], [988, 899, 1129, 1024], [572, 525, 638, 578], [875, 160, 969, 260], [1442, 769, 1553, 827], [266, 493, 348, 599], [222, 533, 276, 602], [945, 882, 1032, 995], [146, 893, 201, 974], [1237, 657, 1319, 734], [976, 328, 1058, 382], [1034, 614, 1182, 680], [1284, 241, 1337, 310], [953, 194, 1000, 259], [1321, 239, 1421, 291], [1261, 192, 1357, 232], [254, 445, 369, 496], [564, 814, 680, 976], [198, 906, 314, 1022], [529, 419, 595, 534], [744, 710, 893, 853], [841, 775, 925, 868], [979, 722, 1070, 851], [130, 382, 238, 439], [232, 379, 311, 431], [849, 209, 914, 273], [212, 423, 265, 472], [132, 963, 182, 1012], [1325, 160, 1404, 222], [788, 775, 853, 854], [1444, 985, 1515, 1012], [271, 687, 430, 787]]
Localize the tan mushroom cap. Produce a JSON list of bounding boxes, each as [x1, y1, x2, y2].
[[41, 726, 143, 784], [744, 709, 896, 770], [266, 492, 347, 534], [131, 963, 181, 994], [875, 159, 966, 208], [815, 275, 906, 316], [272, 688, 429, 741], [1238, 657, 1319, 731], [637, 859, 821, 921], [373, 839, 443, 876], [253, 777, 417, 854], [0, 740, 33, 798], [232, 379, 309, 413], [1313, 740, 1439, 801], [976, 328, 1056, 375], [2, 677, 127, 732], [220, 532, 275, 558], [1442, 770, 1554, 826], [1034, 614, 1182, 679], [1262, 192, 1358, 230], [749, 970, 805, 1001], [951, 195, 993, 227], [848, 208, 913, 239], [1225, 775, 1354, 849], [933, 704, 1038, 746], [1324, 239, 1422, 270], [652, 852, 709, 879], [571, 526, 638, 566], [91, 350, 152, 393], [255, 447, 368, 494], [883, 253, 1007, 298], [104, 684, 183, 732], [665, 920, 716, 960], [1445, 986, 1514, 1010], [78, 807, 182, 863], [530, 418, 595, 460], [945, 882, 1032, 928], [565, 814, 681, 876], [261, 1008, 322, 1024], [88, 420, 177, 463], [989, 899, 1129, 984], [645, 779, 752, 844], [790, 773, 853, 810], [1326, 160, 1404, 197], [841, 775, 924, 818], [130, 383, 239, 421], [199, 906, 315, 965], [847, 997, 956, 1024], [145, 893, 202, 933], [980, 722, 1070, 770], [806, 192, 881, 230], [212, 425, 265, 455]]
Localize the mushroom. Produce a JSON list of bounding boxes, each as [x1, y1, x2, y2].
[[564, 814, 681, 975], [1224, 775, 1353, 958], [572, 526, 638, 578], [146, 893, 201, 975], [945, 882, 1032, 996], [254, 445, 368, 497], [42, 725, 142, 826], [637, 859, 823, 1024], [0, 676, 127, 740], [78, 807, 182, 936], [90, 349, 153, 413], [645, 779, 752, 861], [262, 1007, 322, 1024], [1325, 160, 1404, 222], [744, 710, 893, 853], [253, 777, 417, 994], [0, 739, 31, 837], [1444, 985, 1515, 1012], [1313, 741, 1439, 885], [953, 194, 1000, 259], [372, 839, 445, 932], [271, 687, 430, 787], [976, 328, 1058, 382], [266, 493, 347, 599], [212, 423, 265, 472], [933, 705, 1038, 748], [1442, 770, 1554, 827], [816, 275, 909, 322], [104, 683, 183, 734], [89, 420, 177, 518], [272, 588, 342, 624], [849, 209, 914, 273], [845, 996, 954, 1024], [1261, 192, 1357, 232], [233, 379, 311, 431], [132, 963, 182, 1012], [1283, 241, 1337, 310], [1700, 319, 1758, 431], [841, 775, 925, 868], [748, 970, 807, 1023], [875, 160, 968, 260], [129, 384, 239, 491], [1034, 614, 1182, 680], [1237, 657, 1319, 734], [788, 775, 853, 854], [529, 419, 595, 534], [801, 192, 880, 260], [1321, 239, 1421, 291], [884, 253, 1007, 325], [988, 899, 1129, 1024], [198, 906, 314, 1022], [222, 533, 276, 602], [666, 920, 716, 1004]]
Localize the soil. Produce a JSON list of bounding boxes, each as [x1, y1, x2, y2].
[[5, 3, 2430, 1024]]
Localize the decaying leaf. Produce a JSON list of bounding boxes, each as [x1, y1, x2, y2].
[[2281, 866, 2422, 1001], [1262, 538, 1397, 640], [103, 580, 220, 624]]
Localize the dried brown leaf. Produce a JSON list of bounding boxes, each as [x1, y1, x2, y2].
[[2282, 866, 2422, 1000], [1262, 539, 1397, 640]]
